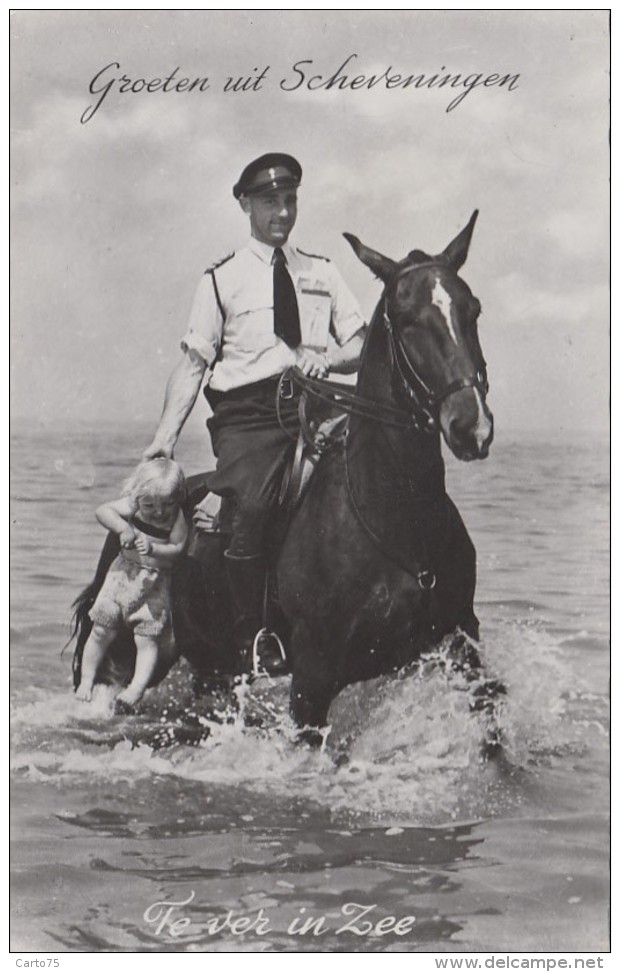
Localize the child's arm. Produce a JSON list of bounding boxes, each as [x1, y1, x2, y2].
[[95, 497, 137, 547], [134, 510, 188, 564]]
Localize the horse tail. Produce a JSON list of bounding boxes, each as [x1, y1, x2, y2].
[[68, 531, 122, 689]]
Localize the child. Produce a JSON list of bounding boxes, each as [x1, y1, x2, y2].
[[75, 458, 188, 712]]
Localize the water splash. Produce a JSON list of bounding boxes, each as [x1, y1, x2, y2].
[[10, 621, 608, 827]]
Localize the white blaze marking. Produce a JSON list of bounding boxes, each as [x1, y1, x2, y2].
[[431, 279, 458, 344], [472, 387, 491, 450], [431, 275, 491, 453]]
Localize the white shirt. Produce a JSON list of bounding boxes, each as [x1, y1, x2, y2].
[[181, 237, 365, 391]]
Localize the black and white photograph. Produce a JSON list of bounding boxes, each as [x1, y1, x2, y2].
[[10, 9, 610, 956]]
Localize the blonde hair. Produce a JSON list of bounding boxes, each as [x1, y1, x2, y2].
[[122, 458, 187, 506]]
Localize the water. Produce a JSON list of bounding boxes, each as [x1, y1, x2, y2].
[[10, 423, 609, 952]]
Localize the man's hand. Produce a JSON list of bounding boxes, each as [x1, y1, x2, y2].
[[142, 351, 208, 462], [293, 346, 331, 379]]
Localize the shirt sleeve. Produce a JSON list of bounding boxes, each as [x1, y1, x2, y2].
[[180, 272, 223, 365], [328, 263, 366, 346]]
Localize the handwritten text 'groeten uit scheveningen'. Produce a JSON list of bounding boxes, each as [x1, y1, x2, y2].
[[143, 892, 417, 940], [80, 53, 520, 123]]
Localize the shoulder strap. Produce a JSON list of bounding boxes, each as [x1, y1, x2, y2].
[[204, 252, 235, 272], [131, 516, 172, 541], [206, 268, 224, 317]]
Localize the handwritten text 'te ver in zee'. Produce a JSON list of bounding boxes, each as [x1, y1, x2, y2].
[[143, 892, 418, 940]]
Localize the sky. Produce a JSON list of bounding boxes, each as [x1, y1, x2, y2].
[[11, 9, 609, 441]]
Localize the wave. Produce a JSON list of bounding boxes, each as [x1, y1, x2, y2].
[[10, 621, 609, 829]]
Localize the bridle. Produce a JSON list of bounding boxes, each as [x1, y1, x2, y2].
[[278, 261, 489, 438], [383, 261, 489, 433], [276, 260, 490, 591]]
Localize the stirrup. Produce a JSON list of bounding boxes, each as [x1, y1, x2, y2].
[[251, 627, 287, 678]]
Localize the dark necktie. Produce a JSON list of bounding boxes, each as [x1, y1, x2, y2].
[[273, 247, 301, 348]]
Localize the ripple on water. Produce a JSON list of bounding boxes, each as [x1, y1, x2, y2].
[[10, 429, 610, 952], [9, 620, 609, 830]]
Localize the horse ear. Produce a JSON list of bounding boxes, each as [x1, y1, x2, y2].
[[343, 233, 398, 283], [441, 210, 479, 271]]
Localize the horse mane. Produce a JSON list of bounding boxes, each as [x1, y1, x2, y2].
[[357, 287, 389, 377]]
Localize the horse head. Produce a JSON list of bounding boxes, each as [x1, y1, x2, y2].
[[344, 212, 493, 461]]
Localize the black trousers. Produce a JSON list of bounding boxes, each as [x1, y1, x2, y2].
[[203, 376, 301, 558]]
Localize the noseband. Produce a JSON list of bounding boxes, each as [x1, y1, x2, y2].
[[383, 262, 489, 432]]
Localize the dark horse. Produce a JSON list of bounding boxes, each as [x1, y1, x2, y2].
[[71, 212, 503, 746]]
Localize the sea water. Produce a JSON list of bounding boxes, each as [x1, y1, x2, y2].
[[10, 423, 609, 952]]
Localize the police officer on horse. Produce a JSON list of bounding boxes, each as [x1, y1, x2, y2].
[[144, 153, 366, 672]]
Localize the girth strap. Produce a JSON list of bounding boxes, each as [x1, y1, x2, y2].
[[278, 394, 348, 510]]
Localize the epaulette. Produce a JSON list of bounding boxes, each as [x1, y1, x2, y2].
[[204, 252, 235, 274], [296, 248, 331, 262]]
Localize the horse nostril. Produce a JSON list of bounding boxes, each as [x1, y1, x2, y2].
[[449, 416, 468, 439], [449, 415, 489, 457], [443, 395, 493, 460]]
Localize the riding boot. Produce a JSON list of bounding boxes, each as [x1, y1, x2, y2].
[[223, 551, 288, 676]]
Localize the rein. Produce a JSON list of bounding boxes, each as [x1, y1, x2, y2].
[[343, 442, 439, 591], [278, 260, 489, 438], [278, 369, 417, 432], [273, 260, 489, 590]]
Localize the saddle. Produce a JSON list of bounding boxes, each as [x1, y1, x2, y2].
[[192, 391, 348, 532], [278, 393, 348, 510]]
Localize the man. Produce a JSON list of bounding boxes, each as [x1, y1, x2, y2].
[[144, 152, 366, 671]]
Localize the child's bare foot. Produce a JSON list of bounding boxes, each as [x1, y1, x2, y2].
[[114, 688, 143, 715], [75, 684, 93, 702]]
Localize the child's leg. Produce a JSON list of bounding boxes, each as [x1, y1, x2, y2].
[[75, 624, 117, 701], [115, 634, 159, 707]]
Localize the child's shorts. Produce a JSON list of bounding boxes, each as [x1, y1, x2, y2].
[[89, 554, 172, 638]]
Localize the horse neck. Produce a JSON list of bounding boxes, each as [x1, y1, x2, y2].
[[349, 305, 446, 497]]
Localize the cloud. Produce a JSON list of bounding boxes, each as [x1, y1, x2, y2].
[[10, 10, 609, 433], [499, 278, 608, 329]]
